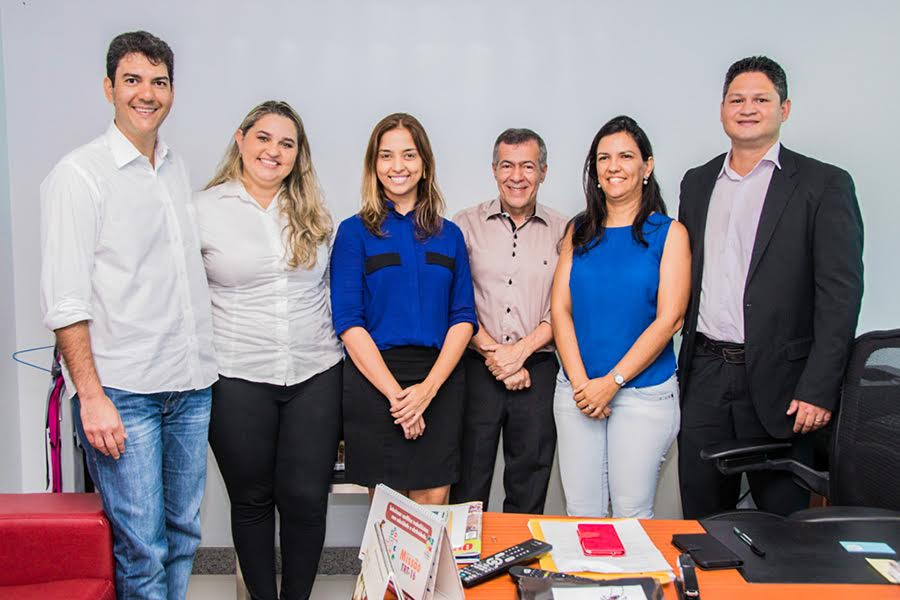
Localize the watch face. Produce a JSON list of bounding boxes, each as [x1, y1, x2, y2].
[[614, 373, 625, 385]]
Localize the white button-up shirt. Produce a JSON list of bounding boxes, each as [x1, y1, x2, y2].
[[698, 141, 781, 343], [194, 180, 343, 386], [40, 122, 218, 397]]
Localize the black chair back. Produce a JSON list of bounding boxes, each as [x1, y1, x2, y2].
[[830, 329, 900, 509]]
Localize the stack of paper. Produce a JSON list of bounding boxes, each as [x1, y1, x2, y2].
[[425, 501, 483, 564], [528, 518, 674, 582]]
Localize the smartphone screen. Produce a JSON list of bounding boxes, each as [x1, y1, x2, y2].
[[577, 523, 626, 556]]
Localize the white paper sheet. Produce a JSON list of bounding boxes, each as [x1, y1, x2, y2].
[[530, 519, 673, 576], [552, 584, 648, 599]]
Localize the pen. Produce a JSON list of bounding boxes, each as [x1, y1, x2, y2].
[[733, 527, 766, 557]]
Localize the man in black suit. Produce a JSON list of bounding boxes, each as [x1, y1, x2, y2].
[[677, 56, 864, 518]]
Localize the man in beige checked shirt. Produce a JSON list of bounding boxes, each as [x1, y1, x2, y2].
[[450, 129, 567, 513]]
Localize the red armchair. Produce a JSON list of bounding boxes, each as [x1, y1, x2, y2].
[[0, 493, 115, 600]]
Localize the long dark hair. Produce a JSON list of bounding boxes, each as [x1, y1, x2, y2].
[[571, 115, 666, 254]]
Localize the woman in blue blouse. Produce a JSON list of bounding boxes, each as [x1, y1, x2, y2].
[[551, 116, 691, 518], [331, 113, 477, 504]]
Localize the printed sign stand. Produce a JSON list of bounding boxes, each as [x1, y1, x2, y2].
[[356, 484, 465, 600]]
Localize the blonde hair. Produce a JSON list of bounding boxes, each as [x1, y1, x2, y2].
[[206, 100, 332, 269], [361, 113, 445, 239]]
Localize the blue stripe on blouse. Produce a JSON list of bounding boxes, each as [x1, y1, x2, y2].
[[330, 207, 478, 350]]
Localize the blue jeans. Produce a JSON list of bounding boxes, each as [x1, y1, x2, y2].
[[74, 387, 212, 600]]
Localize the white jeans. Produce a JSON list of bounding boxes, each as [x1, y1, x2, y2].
[[553, 371, 680, 518]]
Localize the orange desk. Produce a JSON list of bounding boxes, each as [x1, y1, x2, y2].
[[466, 513, 898, 599]]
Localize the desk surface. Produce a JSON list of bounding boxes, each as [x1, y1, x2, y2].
[[467, 513, 899, 599]]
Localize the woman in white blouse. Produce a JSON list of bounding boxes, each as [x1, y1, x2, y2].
[[194, 101, 342, 600]]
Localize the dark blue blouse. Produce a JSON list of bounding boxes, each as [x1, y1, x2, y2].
[[330, 205, 478, 350]]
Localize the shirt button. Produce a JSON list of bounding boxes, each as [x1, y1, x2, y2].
[[512, 252, 516, 257], [513, 242, 517, 248], [508, 279, 513, 285], [514, 233, 518, 239], [506, 307, 511, 313], [505, 336, 510, 342]]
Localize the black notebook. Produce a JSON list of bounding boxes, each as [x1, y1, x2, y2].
[[672, 533, 744, 569]]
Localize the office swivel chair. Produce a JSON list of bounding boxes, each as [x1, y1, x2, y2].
[[701, 329, 900, 521]]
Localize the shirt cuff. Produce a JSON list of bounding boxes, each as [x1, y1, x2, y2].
[[43, 299, 92, 331], [449, 316, 479, 337], [333, 317, 366, 338]]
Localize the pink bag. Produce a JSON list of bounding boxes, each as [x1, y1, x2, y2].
[[46, 349, 64, 492]]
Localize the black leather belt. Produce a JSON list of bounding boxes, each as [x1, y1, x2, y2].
[[696, 333, 746, 365]]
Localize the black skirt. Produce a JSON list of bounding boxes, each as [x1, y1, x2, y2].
[[342, 346, 464, 490]]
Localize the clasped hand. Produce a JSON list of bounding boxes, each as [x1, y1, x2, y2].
[[390, 381, 437, 439], [573, 376, 618, 419], [387, 391, 427, 440], [483, 341, 527, 381], [503, 367, 531, 391]]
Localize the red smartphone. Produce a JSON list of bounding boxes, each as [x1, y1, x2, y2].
[[577, 523, 626, 556]]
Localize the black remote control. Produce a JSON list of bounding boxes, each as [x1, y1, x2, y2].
[[508, 566, 597, 584], [458, 538, 553, 588]]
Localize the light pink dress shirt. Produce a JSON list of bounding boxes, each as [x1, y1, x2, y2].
[[698, 141, 781, 343], [454, 199, 568, 351]]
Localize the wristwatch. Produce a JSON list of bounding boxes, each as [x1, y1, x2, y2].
[[611, 370, 626, 386]]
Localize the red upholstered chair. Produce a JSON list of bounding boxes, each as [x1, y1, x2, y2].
[[0, 493, 115, 600]]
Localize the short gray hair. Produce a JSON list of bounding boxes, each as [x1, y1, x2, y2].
[[492, 128, 547, 168]]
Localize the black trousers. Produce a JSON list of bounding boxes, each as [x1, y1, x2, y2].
[[208, 363, 342, 600], [678, 344, 813, 519], [450, 350, 558, 513]]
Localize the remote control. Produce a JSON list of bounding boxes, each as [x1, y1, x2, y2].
[[508, 566, 597, 584], [458, 538, 553, 588]]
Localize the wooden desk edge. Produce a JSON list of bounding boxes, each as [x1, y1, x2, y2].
[[464, 513, 899, 599]]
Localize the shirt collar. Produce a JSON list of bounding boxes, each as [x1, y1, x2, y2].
[[105, 121, 170, 170], [385, 199, 415, 220], [482, 197, 549, 225], [220, 179, 283, 212], [719, 140, 782, 181]]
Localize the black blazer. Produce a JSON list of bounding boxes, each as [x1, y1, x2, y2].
[[677, 146, 864, 439]]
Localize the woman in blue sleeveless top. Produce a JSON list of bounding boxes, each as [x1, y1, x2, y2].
[[551, 116, 691, 518]]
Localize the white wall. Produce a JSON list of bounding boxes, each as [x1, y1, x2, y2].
[[0, 12, 22, 492], [2, 0, 898, 546]]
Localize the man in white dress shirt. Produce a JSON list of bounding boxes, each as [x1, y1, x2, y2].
[[40, 31, 217, 599]]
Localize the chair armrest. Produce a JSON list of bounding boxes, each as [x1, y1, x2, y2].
[[0, 493, 114, 587], [700, 439, 830, 498], [790, 506, 900, 522], [700, 438, 792, 460], [702, 509, 786, 522]]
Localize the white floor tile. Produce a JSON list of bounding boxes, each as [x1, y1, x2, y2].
[[311, 575, 358, 599], [187, 574, 236, 600], [187, 574, 358, 600]]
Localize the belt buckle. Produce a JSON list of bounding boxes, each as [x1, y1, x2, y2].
[[721, 346, 745, 364]]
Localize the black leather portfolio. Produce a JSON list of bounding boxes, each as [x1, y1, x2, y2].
[[701, 518, 900, 584]]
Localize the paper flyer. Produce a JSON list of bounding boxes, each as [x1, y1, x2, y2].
[[358, 484, 464, 600]]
